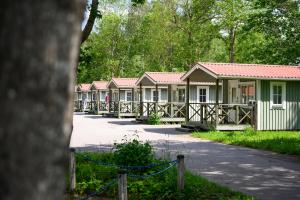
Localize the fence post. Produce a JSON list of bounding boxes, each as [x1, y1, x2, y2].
[[177, 155, 184, 191], [69, 148, 76, 192], [118, 169, 128, 200]]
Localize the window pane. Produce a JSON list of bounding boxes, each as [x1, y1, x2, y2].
[[273, 86, 277, 95], [179, 89, 185, 102], [278, 86, 282, 94], [278, 95, 282, 104], [127, 92, 132, 101]]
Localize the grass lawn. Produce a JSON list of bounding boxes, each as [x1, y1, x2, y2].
[[192, 129, 300, 155], [70, 152, 253, 200]]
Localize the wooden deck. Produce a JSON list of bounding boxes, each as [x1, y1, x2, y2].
[[138, 102, 255, 130]]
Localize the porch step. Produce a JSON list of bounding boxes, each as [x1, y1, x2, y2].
[[175, 127, 193, 133], [180, 123, 210, 132]]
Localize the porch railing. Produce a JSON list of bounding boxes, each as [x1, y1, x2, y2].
[[139, 102, 186, 119], [109, 101, 139, 115], [98, 101, 109, 112], [188, 103, 254, 126]]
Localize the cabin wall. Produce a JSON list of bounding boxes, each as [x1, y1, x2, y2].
[[258, 80, 300, 130]]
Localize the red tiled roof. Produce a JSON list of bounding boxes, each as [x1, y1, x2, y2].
[[182, 62, 300, 80], [79, 83, 91, 92], [91, 81, 108, 90], [145, 72, 185, 84], [110, 78, 138, 88], [136, 71, 216, 85]]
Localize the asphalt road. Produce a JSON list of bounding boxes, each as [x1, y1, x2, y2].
[[71, 113, 300, 200]]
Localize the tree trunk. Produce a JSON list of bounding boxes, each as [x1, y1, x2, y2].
[[229, 28, 236, 63], [81, 0, 99, 44], [0, 1, 84, 199]]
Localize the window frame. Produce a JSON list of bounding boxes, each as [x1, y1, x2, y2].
[[125, 90, 133, 102], [178, 88, 186, 103], [270, 82, 286, 109], [196, 86, 210, 103]]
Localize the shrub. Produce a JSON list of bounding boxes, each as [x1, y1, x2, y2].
[[113, 136, 154, 168], [244, 126, 256, 135], [147, 113, 161, 125]]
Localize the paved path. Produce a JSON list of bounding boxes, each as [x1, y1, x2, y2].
[[71, 113, 300, 200]]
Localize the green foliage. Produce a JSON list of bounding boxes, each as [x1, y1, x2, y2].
[[77, 0, 300, 84], [147, 113, 161, 125], [73, 151, 253, 200], [113, 136, 154, 167], [192, 130, 300, 155], [75, 152, 117, 195]]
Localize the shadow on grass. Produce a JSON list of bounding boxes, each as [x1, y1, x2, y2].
[[229, 137, 300, 156]]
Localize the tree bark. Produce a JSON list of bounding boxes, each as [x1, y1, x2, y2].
[[229, 28, 236, 63], [81, 0, 99, 44], [0, 1, 84, 199]]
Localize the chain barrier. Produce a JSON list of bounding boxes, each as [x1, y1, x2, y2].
[[78, 155, 178, 199], [80, 154, 177, 169], [80, 178, 117, 200]]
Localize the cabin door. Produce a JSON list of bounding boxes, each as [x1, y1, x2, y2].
[[228, 80, 240, 122]]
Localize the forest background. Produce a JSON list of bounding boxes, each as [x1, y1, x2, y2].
[[77, 0, 300, 83]]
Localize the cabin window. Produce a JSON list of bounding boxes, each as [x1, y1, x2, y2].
[[112, 92, 118, 101], [197, 86, 209, 103], [126, 91, 132, 101], [270, 82, 286, 109], [240, 84, 255, 104], [92, 93, 96, 101], [100, 91, 106, 101], [178, 89, 185, 102], [82, 93, 87, 100], [78, 92, 82, 100], [152, 90, 159, 102]]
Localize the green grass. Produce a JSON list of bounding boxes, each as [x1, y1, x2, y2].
[[192, 129, 300, 155], [70, 152, 253, 200]]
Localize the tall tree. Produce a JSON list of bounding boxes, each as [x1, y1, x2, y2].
[[248, 0, 300, 64], [213, 0, 254, 63], [0, 1, 84, 199]]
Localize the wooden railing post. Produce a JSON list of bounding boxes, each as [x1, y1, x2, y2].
[[69, 148, 76, 192], [118, 169, 128, 200], [200, 104, 204, 123], [177, 155, 184, 191], [185, 78, 190, 123], [236, 105, 239, 125], [118, 102, 121, 118]]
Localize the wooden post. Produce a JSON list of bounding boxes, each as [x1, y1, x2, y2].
[[139, 83, 143, 117], [118, 170, 128, 200], [185, 78, 190, 123], [168, 85, 172, 117], [177, 155, 184, 191], [109, 88, 112, 113], [155, 84, 158, 113], [97, 90, 100, 113], [215, 79, 219, 126], [236, 105, 239, 125], [90, 89, 93, 111], [69, 148, 76, 192], [132, 88, 135, 114]]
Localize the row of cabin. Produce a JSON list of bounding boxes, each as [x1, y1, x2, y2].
[[74, 62, 300, 131]]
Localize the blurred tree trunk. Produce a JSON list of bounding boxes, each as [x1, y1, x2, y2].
[[0, 1, 84, 200]]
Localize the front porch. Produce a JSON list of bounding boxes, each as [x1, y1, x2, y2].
[[137, 101, 186, 123], [186, 103, 255, 130], [106, 101, 139, 118], [181, 62, 257, 131]]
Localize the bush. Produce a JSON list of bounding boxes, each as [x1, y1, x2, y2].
[[147, 113, 161, 125], [113, 136, 154, 168]]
